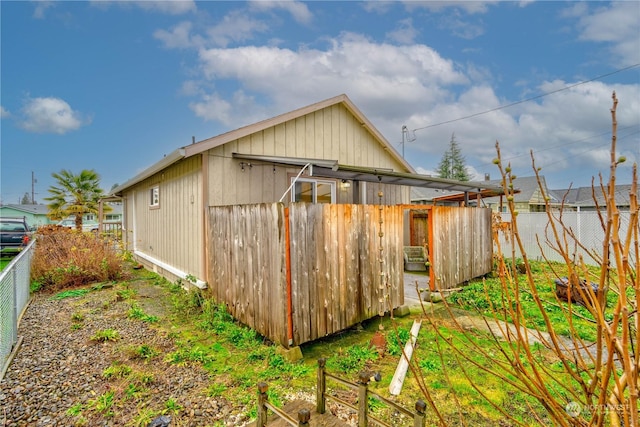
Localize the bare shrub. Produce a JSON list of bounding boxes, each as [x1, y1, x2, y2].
[[31, 225, 125, 290], [407, 92, 637, 426]]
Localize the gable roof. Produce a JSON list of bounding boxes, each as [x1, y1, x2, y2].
[[0, 204, 50, 215], [111, 94, 414, 195], [551, 184, 633, 207]]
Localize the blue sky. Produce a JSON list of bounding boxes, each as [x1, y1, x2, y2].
[[1, 1, 639, 204]]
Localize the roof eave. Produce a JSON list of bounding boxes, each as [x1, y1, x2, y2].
[[110, 148, 186, 196]]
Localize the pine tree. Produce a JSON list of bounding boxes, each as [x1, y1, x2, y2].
[[20, 192, 32, 204], [436, 133, 471, 181]]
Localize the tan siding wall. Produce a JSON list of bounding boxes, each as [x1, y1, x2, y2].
[[123, 156, 204, 281], [206, 103, 409, 206]]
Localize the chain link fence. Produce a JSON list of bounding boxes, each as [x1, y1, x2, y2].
[[496, 211, 636, 265], [1, 241, 34, 379]]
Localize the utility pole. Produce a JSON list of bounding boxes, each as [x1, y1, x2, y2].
[[31, 171, 37, 204], [401, 125, 407, 158]]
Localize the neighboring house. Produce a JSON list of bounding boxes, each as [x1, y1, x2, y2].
[[414, 176, 558, 212], [101, 201, 123, 222], [0, 204, 53, 228], [552, 184, 633, 211], [481, 176, 560, 212], [110, 94, 501, 347]]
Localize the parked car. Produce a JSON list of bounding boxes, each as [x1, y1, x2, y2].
[[58, 219, 99, 232], [0, 217, 31, 253]]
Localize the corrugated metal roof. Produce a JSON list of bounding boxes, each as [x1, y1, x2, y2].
[[233, 153, 504, 193]]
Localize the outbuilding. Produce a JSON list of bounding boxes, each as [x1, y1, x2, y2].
[[111, 94, 502, 347]]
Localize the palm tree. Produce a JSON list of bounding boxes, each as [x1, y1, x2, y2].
[[45, 169, 105, 231]]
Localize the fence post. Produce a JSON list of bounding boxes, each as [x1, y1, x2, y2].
[[256, 382, 269, 427], [358, 371, 370, 427], [317, 358, 326, 414], [12, 267, 18, 343], [298, 408, 310, 426], [414, 399, 426, 427]]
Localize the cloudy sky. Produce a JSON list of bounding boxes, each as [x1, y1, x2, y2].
[[1, 1, 639, 204]]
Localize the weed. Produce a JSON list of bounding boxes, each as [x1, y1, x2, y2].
[[126, 407, 157, 427], [117, 288, 135, 300], [103, 362, 132, 379], [327, 344, 379, 374], [71, 323, 83, 331], [51, 288, 90, 300], [91, 329, 120, 342], [30, 281, 43, 292], [386, 327, 410, 356], [206, 383, 227, 397], [89, 391, 115, 416], [66, 403, 83, 416], [124, 382, 146, 400], [128, 304, 159, 323], [164, 397, 183, 414], [71, 312, 85, 322], [129, 344, 159, 360], [419, 358, 439, 372]]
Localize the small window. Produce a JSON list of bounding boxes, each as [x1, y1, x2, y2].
[[291, 178, 336, 204], [150, 186, 160, 208]]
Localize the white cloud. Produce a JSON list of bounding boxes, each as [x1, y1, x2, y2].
[[33, 1, 55, 19], [195, 32, 467, 125], [404, 1, 498, 15], [249, 1, 313, 24], [154, 21, 200, 49], [205, 10, 270, 47], [19, 97, 88, 134], [0, 106, 10, 118], [91, 0, 196, 15], [189, 93, 232, 124], [386, 18, 418, 45], [572, 2, 640, 66], [172, 11, 638, 188], [136, 0, 196, 15]]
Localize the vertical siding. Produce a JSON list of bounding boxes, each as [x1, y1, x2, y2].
[[123, 156, 204, 281], [206, 103, 410, 207]]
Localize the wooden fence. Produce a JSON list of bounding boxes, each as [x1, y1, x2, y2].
[[430, 206, 493, 290], [207, 203, 404, 348]]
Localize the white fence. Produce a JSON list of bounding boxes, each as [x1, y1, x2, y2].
[[0, 242, 34, 379], [496, 211, 637, 265]]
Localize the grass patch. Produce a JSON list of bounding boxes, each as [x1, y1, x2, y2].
[[91, 329, 121, 342], [51, 288, 91, 300], [447, 261, 604, 342], [128, 304, 159, 323]]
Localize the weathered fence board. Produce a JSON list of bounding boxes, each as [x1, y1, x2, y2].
[[207, 203, 405, 347], [431, 206, 493, 290]]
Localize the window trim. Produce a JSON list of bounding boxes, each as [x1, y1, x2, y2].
[[290, 177, 336, 204], [149, 186, 160, 209]]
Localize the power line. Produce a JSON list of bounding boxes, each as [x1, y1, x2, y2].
[[494, 124, 640, 164], [470, 126, 640, 172], [412, 63, 640, 133]]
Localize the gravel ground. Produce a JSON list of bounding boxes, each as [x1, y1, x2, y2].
[[0, 280, 250, 427]]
